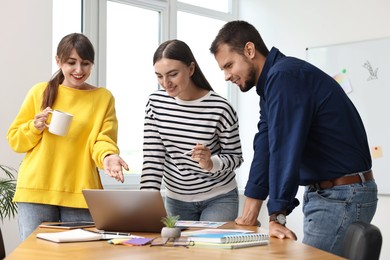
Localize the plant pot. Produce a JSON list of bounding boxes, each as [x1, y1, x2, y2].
[[161, 227, 181, 239]]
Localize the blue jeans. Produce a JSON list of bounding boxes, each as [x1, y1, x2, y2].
[[17, 202, 93, 240], [302, 179, 378, 256], [165, 188, 239, 221]]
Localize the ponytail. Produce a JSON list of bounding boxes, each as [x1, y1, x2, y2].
[[41, 70, 64, 109]]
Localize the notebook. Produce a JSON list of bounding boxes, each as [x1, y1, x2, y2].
[[182, 229, 268, 244], [187, 232, 269, 243], [36, 229, 102, 243], [82, 189, 167, 233]]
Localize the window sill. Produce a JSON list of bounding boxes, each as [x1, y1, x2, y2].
[[99, 170, 141, 189]]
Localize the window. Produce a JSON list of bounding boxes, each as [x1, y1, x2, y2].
[[52, 0, 82, 73], [176, 11, 227, 98], [179, 0, 231, 13], [55, 0, 237, 188], [106, 2, 160, 175]]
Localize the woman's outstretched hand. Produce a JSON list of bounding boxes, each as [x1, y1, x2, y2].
[[103, 154, 129, 183]]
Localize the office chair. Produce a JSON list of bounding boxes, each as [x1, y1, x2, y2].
[[341, 221, 382, 260], [0, 228, 5, 259]]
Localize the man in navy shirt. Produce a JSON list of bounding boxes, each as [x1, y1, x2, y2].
[[210, 20, 378, 256]]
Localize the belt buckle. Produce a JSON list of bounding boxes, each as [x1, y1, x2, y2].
[[310, 183, 320, 190]]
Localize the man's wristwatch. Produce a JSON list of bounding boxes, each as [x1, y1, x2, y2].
[[269, 213, 287, 226]]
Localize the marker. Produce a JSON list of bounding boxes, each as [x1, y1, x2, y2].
[[183, 143, 208, 156], [100, 231, 132, 236], [84, 229, 132, 236]]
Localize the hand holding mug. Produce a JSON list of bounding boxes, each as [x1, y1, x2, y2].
[[34, 107, 52, 131]]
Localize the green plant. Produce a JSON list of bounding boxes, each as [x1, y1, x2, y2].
[[0, 165, 17, 222], [161, 215, 180, 228]]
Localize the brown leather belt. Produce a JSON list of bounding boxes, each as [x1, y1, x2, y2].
[[311, 170, 373, 190]]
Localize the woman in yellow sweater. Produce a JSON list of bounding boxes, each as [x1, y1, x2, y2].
[[7, 33, 129, 240]]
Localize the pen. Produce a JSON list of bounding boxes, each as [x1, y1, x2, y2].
[[183, 143, 208, 156], [183, 149, 193, 155], [84, 229, 132, 236], [100, 231, 132, 236]]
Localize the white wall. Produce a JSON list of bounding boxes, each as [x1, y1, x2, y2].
[[1, 0, 389, 258], [237, 1, 390, 259], [0, 0, 52, 255]]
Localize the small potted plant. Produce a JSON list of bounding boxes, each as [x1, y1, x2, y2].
[[161, 215, 181, 240]]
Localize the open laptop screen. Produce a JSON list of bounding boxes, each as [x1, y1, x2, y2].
[[83, 189, 167, 233]]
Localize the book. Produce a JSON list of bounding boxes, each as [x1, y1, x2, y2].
[[39, 221, 95, 229], [183, 230, 269, 244], [181, 228, 253, 237], [193, 240, 268, 249], [36, 229, 102, 243]]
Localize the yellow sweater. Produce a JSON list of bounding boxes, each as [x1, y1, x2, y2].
[[7, 82, 120, 208]]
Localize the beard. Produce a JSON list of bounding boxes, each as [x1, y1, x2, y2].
[[240, 63, 257, 93]]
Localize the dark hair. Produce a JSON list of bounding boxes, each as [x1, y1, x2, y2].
[[153, 39, 213, 91], [41, 33, 95, 109], [210, 20, 269, 57]]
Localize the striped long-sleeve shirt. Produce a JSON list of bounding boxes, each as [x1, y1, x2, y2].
[[140, 90, 243, 202]]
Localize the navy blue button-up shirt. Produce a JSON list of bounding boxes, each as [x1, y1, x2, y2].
[[244, 47, 371, 215]]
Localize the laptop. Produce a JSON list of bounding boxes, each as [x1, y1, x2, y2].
[[82, 189, 167, 233]]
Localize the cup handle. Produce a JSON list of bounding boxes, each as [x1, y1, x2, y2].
[[44, 111, 53, 128]]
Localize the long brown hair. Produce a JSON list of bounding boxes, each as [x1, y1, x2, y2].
[[153, 39, 213, 91], [41, 33, 95, 109]]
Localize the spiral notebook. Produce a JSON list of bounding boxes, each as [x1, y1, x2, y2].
[[182, 229, 269, 244], [188, 232, 269, 244]]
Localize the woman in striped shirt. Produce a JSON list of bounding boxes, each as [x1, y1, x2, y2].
[[140, 40, 243, 221]]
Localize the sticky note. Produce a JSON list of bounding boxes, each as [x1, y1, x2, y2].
[[333, 69, 352, 94], [123, 238, 153, 246], [371, 146, 383, 159]]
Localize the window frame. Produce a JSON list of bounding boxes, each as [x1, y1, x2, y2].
[[82, 0, 238, 188]]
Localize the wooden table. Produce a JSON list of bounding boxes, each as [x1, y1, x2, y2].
[[6, 222, 345, 259]]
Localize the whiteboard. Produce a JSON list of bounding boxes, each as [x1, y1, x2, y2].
[[306, 37, 390, 195]]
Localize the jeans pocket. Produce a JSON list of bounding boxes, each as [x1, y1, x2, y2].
[[357, 198, 378, 222], [314, 188, 348, 203]]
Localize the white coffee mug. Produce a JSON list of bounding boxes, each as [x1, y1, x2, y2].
[[45, 110, 73, 136]]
